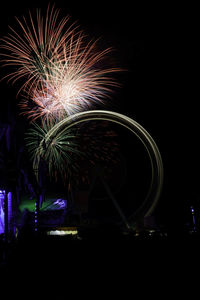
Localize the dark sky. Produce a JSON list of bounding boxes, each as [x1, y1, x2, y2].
[[0, 1, 199, 227]]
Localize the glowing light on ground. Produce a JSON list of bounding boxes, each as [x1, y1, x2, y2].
[[47, 227, 78, 236]]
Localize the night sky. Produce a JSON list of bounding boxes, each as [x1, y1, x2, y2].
[[0, 1, 199, 230]]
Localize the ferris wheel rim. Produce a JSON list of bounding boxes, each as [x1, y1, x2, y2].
[[43, 110, 164, 224]]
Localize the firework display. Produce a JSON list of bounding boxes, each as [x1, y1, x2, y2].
[[0, 5, 120, 123], [25, 121, 82, 183], [0, 5, 164, 229], [0, 4, 122, 183]]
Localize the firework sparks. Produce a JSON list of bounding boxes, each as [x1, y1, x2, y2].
[[0, 5, 120, 122], [25, 121, 83, 184], [25, 117, 121, 189]]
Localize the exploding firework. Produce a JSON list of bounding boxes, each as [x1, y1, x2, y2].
[[0, 5, 120, 122], [25, 117, 121, 191], [25, 121, 83, 186], [0, 5, 123, 191]]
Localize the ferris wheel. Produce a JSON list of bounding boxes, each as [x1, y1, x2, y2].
[[43, 110, 164, 229]]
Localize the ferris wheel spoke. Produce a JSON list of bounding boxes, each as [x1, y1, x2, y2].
[[100, 176, 130, 229]]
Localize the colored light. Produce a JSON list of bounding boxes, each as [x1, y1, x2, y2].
[[53, 199, 67, 209], [47, 228, 78, 236], [0, 190, 5, 234]]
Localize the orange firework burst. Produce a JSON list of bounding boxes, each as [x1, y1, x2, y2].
[[0, 4, 120, 122]]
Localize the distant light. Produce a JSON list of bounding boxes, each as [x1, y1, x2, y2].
[[53, 199, 67, 209], [0, 190, 5, 196], [0, 190, 5, 234], [47, 228, 78, 236]]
